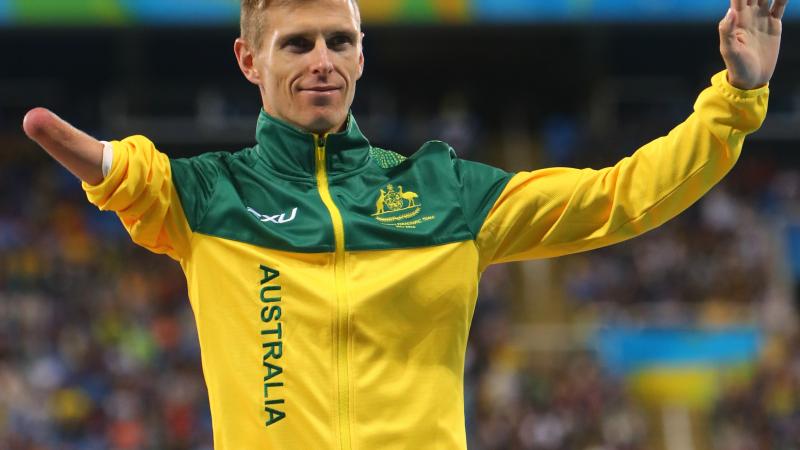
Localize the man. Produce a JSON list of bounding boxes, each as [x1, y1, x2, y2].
[[22, 0, 787, 448]]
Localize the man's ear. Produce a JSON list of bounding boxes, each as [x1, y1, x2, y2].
[[356, 32, 365, 80], [234, 38, 261, 85]]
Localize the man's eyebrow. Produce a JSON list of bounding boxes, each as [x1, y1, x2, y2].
[[277, 28, 358, 44], [325, 29, 358, 38], [277, 31, 313, 45]]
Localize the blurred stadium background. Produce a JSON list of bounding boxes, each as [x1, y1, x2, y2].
[[2, 0, 800, 449]]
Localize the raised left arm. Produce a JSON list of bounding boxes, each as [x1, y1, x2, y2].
[[473, 2, 786, 269]]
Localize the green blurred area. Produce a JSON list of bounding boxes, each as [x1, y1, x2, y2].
[[2, 0, 468, 25], [10, 0, 127, 25]]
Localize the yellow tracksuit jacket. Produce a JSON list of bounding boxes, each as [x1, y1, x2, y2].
[[82, 71, 768, 449]]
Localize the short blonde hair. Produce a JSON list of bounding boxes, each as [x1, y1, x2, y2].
[[240, 0, 361, 51]]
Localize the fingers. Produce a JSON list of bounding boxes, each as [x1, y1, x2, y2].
[[719, 8, 737, 36], [731, 0, 745, 11], [771, 0, 789, 19]]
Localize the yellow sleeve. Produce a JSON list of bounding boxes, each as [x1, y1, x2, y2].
[[81, 135, 193, 262], [476, 70, 769, 269]]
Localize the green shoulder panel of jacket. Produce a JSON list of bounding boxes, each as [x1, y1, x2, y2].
[[169, 111, 514, 253]]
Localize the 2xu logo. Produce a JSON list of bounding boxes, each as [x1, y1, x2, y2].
[[248, 207, 298, 224]]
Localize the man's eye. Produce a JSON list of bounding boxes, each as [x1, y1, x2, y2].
[[286, 38, 312, 52], [328, 35, 352, 49]]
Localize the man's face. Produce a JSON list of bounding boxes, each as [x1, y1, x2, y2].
[[240, 0, 363, 135]]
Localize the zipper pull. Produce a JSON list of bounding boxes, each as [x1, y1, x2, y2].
[[315, 135, 324, 164]]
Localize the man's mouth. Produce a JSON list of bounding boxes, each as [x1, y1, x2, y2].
[[301, 86, 340, 93]]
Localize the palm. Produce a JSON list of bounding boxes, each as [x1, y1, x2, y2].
[[719, 0, 788, 89]]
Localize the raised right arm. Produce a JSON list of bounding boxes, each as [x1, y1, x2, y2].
[[22, 107, 105, 186], [23, 108, 195, 262]]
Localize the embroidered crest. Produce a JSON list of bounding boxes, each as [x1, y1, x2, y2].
[[372, 184, 435, 229]]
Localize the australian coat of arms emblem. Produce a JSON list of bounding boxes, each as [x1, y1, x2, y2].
[[371, 183, 438, 230], [373, 184, 420, 221]]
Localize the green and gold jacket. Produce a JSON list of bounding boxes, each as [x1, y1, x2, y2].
[[82, 71, 768, 449]]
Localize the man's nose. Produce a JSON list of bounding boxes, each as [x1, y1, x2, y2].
[[310, 39, 334, 75]]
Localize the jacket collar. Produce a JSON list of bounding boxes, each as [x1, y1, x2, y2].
[[255, 109, 371, 179]]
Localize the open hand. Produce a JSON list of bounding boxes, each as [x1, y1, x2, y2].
[[719, 0, 788, 89]]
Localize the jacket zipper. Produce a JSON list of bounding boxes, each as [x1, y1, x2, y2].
[[314, 134, 351, 450]]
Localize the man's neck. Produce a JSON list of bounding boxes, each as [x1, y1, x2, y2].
[[262, 110, 348, 136]]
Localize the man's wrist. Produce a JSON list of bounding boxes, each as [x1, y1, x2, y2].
[[716, 70, 770, 100], [726, 71, 767, 91]]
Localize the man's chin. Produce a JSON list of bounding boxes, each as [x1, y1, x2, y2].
[[301, 112, 347, 135]]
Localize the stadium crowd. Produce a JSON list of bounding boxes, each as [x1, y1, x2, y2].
[[1, 88, 799, 450], [464, 161, 800, 449]]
